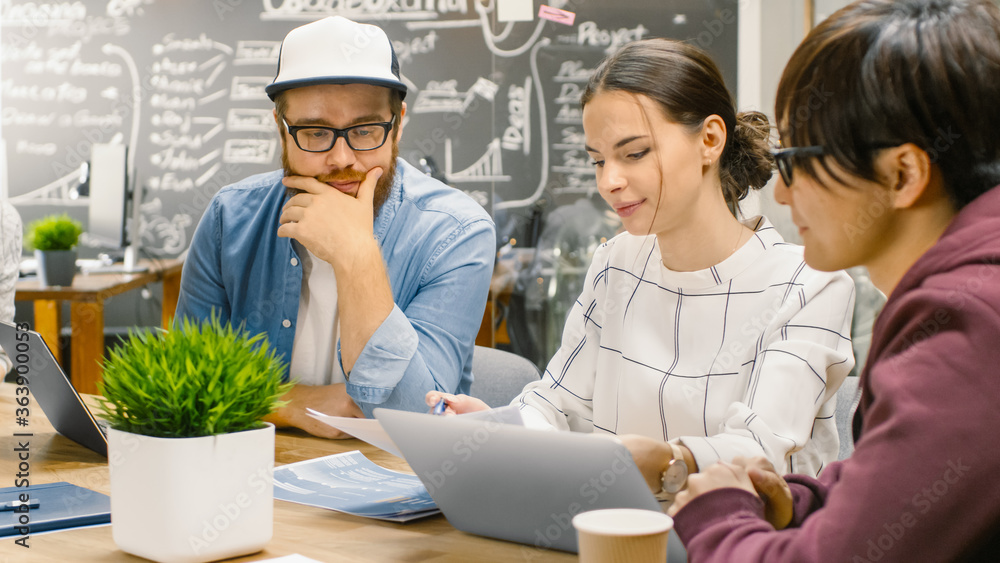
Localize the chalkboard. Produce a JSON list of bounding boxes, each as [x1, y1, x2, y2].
[[1, 0, 739, 258]]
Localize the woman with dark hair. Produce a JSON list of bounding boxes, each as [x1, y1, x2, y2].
[[669, 1, 1000, 561], [429, 39, 856, 493]]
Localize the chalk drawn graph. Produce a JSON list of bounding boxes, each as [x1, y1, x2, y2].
[[444, 137, 510, 183], [3, 0, 710, 257]]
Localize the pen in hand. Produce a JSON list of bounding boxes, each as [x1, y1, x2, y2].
[[431, 398, 448, 416]]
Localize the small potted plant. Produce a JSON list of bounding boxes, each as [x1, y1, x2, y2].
[[25, 213, 83, 286], [97, 316, 293, 563]]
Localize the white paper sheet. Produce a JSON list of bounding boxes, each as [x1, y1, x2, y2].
[[305, 405, 525, 458], [305, 410, 403, 457]]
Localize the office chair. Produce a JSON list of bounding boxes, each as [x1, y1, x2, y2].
[[469, 346, 542, 408], [835, 376, 862, 460]]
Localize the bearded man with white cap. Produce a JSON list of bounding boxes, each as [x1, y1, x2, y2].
[[175, 16, 496, 438]]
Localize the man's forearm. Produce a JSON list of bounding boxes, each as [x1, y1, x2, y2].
[[332, 237, 394, 374], [263, 405, 295, 428], [264, 382, 364, 439]]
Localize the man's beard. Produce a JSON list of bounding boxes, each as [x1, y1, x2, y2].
[[281, 140, 398, 217]]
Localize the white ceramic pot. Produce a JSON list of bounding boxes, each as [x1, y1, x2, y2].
[[108, 424, 275, 563]]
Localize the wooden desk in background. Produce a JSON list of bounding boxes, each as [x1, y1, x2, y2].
[[0, 385, 574, 562], [14, 259, 184, 396], [475, 262, 517, 349]]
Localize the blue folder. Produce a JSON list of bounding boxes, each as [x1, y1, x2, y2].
[[0, 482, 111, 538]]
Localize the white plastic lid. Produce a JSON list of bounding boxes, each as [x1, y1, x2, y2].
[[572, 508, 674, 536]]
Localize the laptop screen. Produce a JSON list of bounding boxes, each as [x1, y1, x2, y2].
[[0, 321, 108, 457]]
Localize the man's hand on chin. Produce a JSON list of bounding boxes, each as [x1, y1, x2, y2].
[[277, 167, 383, 268], [265, 383, 365, 439]]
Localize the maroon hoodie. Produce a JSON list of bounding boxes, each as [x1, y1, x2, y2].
[[674, 184, 1000, 562]]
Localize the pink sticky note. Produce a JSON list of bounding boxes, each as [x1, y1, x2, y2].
[[539, 4, 576, 26]]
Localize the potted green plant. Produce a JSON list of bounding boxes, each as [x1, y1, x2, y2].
[[97, 316, 293, 563], [25, 213, 83, 286]]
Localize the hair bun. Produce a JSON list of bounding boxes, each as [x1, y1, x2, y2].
[[721, 111, 775, 204]]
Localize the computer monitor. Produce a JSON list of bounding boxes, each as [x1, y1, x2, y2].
[[84, 143, 146, 273], [87, 143, 129, 248]]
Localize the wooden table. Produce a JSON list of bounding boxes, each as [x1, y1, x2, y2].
[[14, 259, 184, 396], [0, 385, 575, 562]]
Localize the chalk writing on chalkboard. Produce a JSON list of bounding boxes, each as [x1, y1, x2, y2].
[[2, 0, 738, 256]]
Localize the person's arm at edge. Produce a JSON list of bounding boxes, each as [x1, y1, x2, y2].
[[0, 202, 21, 379], [669, 292, 1000, 562]]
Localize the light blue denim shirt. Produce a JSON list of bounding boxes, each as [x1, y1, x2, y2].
[[175, 158, 496, 416]]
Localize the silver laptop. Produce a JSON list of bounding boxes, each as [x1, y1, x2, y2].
[[0, 320, 108, 456], [374, 407, 662, 553]]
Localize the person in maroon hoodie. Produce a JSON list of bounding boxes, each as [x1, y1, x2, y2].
[[666, 1, 1000, 561]]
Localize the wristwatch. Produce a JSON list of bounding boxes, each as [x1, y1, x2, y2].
[[656, 442, 689, 504]]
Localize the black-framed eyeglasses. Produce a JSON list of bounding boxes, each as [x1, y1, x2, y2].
[[282, 116, 395, 152], [772, 143, 902, 185], [771, 146, 825, 186]]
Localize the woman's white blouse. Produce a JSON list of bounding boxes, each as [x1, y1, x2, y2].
[[515, 216, 856, 477]]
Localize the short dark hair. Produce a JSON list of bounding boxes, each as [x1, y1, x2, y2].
[[776, 0, 1000, 209], [581, 38, 774, 212]]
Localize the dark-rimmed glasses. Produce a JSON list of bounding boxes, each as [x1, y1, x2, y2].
[[282, 116, 395, 152], [772, 143, 901, 185], [771, 146, 825, 186]]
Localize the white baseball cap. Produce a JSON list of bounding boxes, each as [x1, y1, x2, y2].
[[266, 16, 407, 101]]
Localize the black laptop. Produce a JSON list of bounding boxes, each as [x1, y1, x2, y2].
[[0, 320, 108, 456]]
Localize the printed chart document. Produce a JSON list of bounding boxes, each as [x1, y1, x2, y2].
[[273, 451, 439, 522]]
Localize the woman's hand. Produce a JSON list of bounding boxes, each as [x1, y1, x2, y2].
[[735, 456, 793, 529], [424, 391, 490, 415], [668, 461, 758, 517], [619, 434, 674, 493]]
